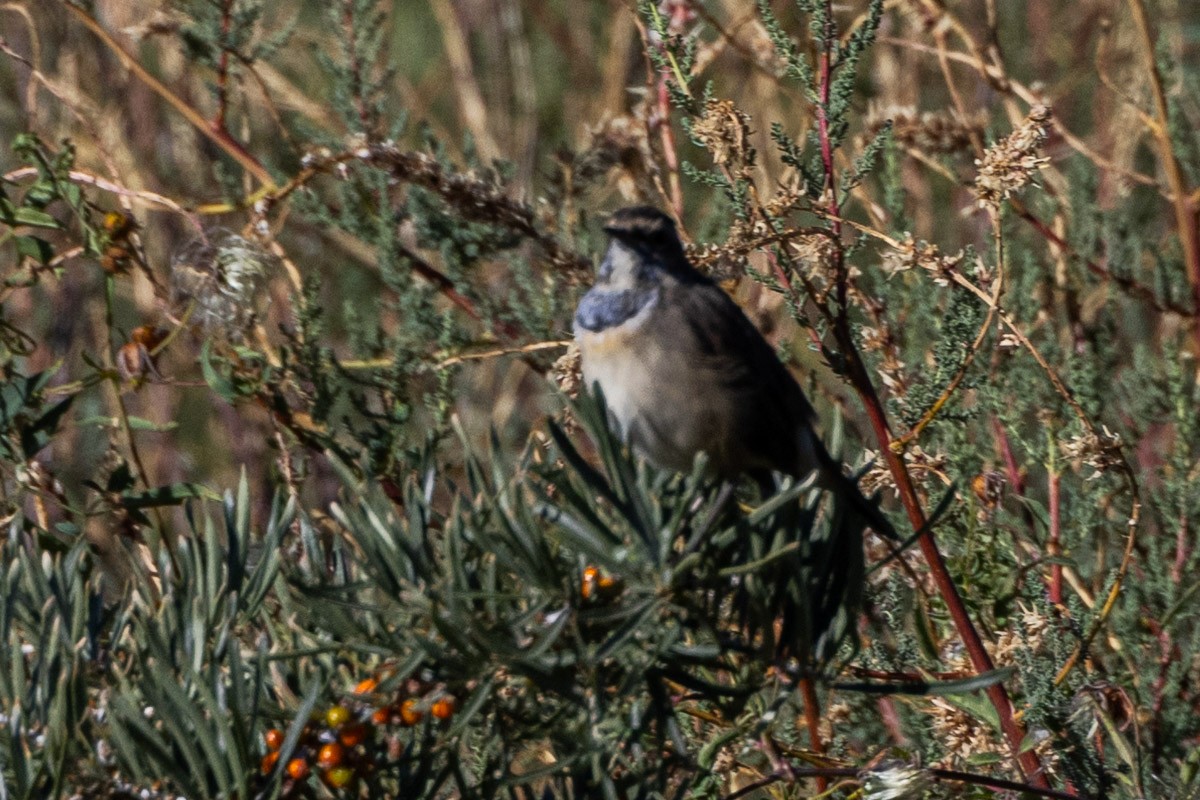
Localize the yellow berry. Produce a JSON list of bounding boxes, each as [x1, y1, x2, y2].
[[324, 765, 355, 788], [325, 705, 351, 728]]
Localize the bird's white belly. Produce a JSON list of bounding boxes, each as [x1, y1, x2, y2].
[[575, 308, 706, 471], [576, 313, 658, 438]]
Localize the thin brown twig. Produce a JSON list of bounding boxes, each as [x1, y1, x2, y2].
[[214, 0, 234, 131], [60, 2, 275, 189], [879, 33, 1165, 195], [2, 167, 199, 223], [429, 0, 502, 161], [1125, 0, 1200, 357], [810, 1, 1050, 788]]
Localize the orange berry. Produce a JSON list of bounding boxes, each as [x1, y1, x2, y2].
[[325, 705, 351, 728], [353, 677, 378, 695], [339, 722, 368, 747], [260, 751, 280, 774], [285, 757, 309, 780], [371, 706, 389, 725], [317, 742, 345, 769], [430, 697, 454, 720], [103, 211, 132, 235], [264, 728, 284, 751], [324, 765, 355, 788], [398, 698, 423, 726], [581, 566, 598, 600]]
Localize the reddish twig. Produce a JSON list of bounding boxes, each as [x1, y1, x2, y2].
[[62, 2, 275, 190], [214, 0, 234, 131], [1009, 198, 1195, 318], [798, 677, 827, 792], [809, 1, 1052, 789]]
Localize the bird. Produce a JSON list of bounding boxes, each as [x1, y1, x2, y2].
[[573, 205, 895, 541]]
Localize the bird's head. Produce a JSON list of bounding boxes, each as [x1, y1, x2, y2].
[[596, 206, 696, 288]]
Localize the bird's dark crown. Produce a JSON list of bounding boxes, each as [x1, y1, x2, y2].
[[603, 206, 677, 242], [601, 206, 693, 276]]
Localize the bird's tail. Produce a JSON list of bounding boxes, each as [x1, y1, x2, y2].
[[804, 426, 897, 541]]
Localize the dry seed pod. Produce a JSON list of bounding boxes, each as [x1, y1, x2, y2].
[[171, 230, 276, 340]]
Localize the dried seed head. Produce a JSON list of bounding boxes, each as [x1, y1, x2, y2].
[[578, 116, 655, 201], [1060, 424, 1124, 480], [865, 103, 985, 155], [883, 235, 964, 286], [691, 99, 756, 178], [860, 763, 932, 800], [974, 106, 1053, 208], [171, 231, 276, 340], [551, 342, 582, 400]]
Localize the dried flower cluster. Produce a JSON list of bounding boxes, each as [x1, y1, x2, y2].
[[881, 235, 964, 286], [859, 322, 908, 396], [1060, 424, 1125, 480], [171, 231, 275, 339], [989, 602, 1051, 664], [691, 99, 756, 179], [973, 105, 1053, 208], [927, 693, 1010, 766], [861, 445, 947, 499], [577, 116, 656, 202], [550, 341, 582, 400], [860, 763, 933, 800], [864, 103, 985, 155]]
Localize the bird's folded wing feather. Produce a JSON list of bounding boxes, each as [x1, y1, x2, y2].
[[652, 280, 820, 476]]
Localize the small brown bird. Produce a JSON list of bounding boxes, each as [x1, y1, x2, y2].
[[573, 205, 894, 539]]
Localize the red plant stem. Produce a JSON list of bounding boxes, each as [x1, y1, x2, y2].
[[798, 677, 827, 792], [992, 417, 1038, 535], [992, 417, 1026, 496], [1048, 470, 1063, 604], [878, 697, 909, 746], [1147, 618, 1174, 770], [656, 78, 684, 220], [1010, 198, 1194, 318], [64, 3, 275, 189], [810, 1, 1052, 789], [1172, 515, 1189, 585]]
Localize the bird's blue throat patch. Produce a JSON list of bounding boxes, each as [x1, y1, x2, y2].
[[574, 287, 658, 333]]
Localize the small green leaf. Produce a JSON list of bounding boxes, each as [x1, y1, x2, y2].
[[15, 235, 54, 264], [200, 341, 238, 401], [119, 482, 220, 509], [20, 394, 75, 457], [12, 207, 60, 228]]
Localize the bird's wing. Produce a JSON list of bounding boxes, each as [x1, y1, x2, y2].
[[649, 279, 821, 476]]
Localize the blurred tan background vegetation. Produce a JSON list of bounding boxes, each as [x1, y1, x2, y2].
[[0, 0, 1196, 514], [5, 2, 1200, 795]]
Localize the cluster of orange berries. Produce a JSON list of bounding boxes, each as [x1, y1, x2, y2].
[[580, 565, 622, 603], [260, 676, 456, 792]]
